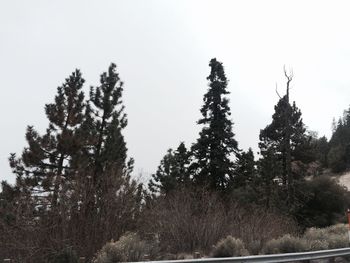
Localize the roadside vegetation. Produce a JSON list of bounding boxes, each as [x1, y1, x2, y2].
[[1, 59, 350, 262], [92, 224, 349, 261]]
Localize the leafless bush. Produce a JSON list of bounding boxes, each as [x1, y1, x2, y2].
[[142, 188, 228, 254], [227, 204, 298, 254], [0, 166, 143, 262], [140, 188, 298, 256]]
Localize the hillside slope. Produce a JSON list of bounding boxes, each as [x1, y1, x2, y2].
[[337, 172, 350, 190]]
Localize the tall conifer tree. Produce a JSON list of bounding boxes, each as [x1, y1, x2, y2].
[[191, 58, 239, 191], [83, 63, 136, 205], [79, 63, 141, 257], [9, 70, 85, 209], [259, 70, 308, 205], [8, 70, 86, 260], [7, 64, 142, 260]]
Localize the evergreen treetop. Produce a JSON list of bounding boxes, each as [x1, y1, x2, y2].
[[233, 148, 256, 188], [9, 69, 86, 208], [259, 70, 310, 206], [191, 58, 239, 191], [149, 142, 191, 195], [87, 63, 132, 178]]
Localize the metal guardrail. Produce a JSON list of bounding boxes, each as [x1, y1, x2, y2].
[[3, 248, 350, 262], [135, 248, 350, 263]]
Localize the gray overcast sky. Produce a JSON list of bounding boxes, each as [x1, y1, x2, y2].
[[1, 0, 350, 184]]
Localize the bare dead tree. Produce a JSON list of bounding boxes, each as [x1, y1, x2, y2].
[[283, 65, 293, 98]]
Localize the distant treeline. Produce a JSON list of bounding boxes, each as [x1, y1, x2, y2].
[[0, 59, 349, 262]]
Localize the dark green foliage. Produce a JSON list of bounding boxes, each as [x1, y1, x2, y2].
[[5, 71, 86, 260], [294, 176, 350, 228], [9, 69, 85, 208], [256, 148, 282, 208], [259, 96, 308, 184], [328, 145, 347, 173], [52, 247, 78, 263], [73, 63, 141, 258], [327, 109, 350, 173], [229, 149, 259, 205], [84, 63, 134, 190], [4, 64, 143, 261], [258, 73, 311, 208], [234, 148, 256, 188], [87, 63, 132, 177], [0, 181, 18, 226], [6, 69, 87, 259], [312, 135, 329, 167], [229, 185, 261, 206], [4, 57, 350, 260], [149, 142, 191, 194], [191, 58, 239, 191]]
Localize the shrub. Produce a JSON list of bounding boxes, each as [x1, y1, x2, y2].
[[303, 224, 348, 250], [262, 235, 307, 254], [326, 224, 348, 236], [141, 188, 298, 255], [304, 227, 327, 242], [52, 247, 78, 263], [227, 205, 298, 255], [327, 145, 347, 173], [141, 188, 229, 254], [306, 239, 329, 251], [328, 234, 348, 249], [247, 240, 262, 255], [212, 236, 248, 257], [176, 253, 194, 259], [295, 176, 349, 228], [94, 232, 150, 263]]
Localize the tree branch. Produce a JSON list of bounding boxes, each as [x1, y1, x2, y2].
[[275, 83, 281, 99]]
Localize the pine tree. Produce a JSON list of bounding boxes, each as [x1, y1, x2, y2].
[[9, 69, 85, 209], [6, 70, 86, 260], [257, 147, 282, 208], [233, 148, 256, 188], [191, 58, 239, 191], [313, 136, 328, 167], [149, 142, 191, 194], [327, 107, 350, 172], [259, 70, 308, 205], [84, 63, 135, 204], [78, 63, 141, 257], [7, 64, 142, 261]]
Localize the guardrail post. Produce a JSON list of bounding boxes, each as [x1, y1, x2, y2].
[[347, 209, 350, 245], [194, 252, 201, 259], [143, 254, 150, 261], [79, 257, 85, 263]]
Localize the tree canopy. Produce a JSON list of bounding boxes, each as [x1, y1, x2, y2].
[[191, 58, 239, 192]]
